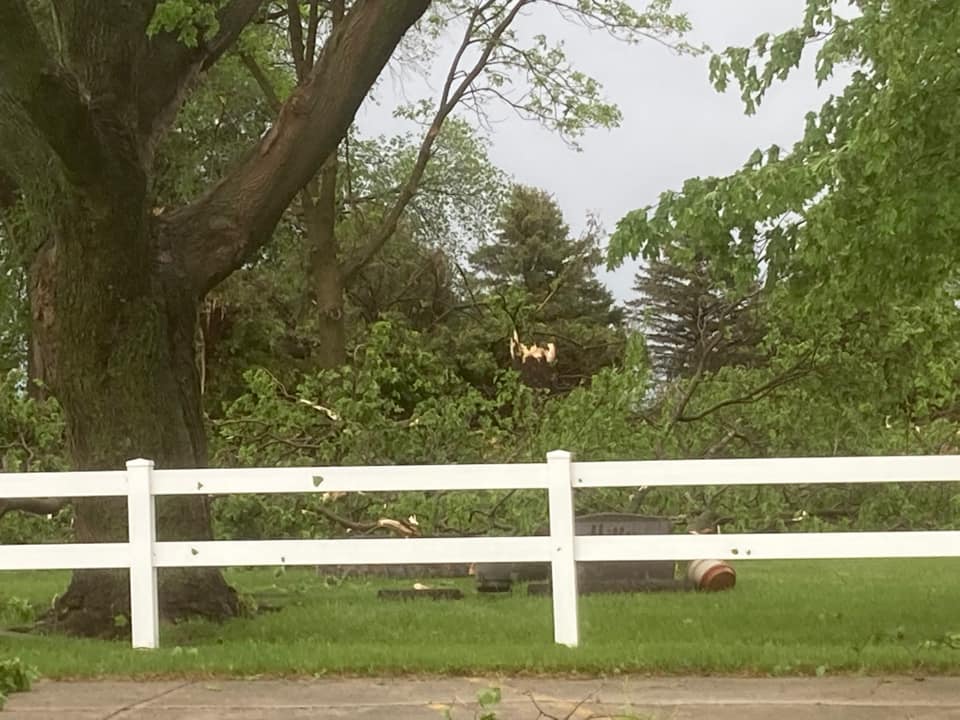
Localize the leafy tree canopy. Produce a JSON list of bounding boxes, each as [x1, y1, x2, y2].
[[609, 0, 960, 305]]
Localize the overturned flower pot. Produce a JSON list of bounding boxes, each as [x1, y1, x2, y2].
[[687, 558, 736, 591]]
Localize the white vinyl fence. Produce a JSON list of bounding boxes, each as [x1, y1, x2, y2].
[[2, 451, 960, 649]]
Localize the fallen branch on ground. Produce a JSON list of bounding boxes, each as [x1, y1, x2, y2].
[[0, 498, 67, 521]]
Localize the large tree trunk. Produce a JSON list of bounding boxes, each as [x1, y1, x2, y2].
[[2, 0, 431, 639], [30, 186, 237, 637]]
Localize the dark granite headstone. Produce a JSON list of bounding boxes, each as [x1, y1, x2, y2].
[[475, 513, 676, 594]]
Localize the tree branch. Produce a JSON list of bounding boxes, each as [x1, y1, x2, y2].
[[677, 357, 813, 423], [341, 0, 532, 285], [286, 0, 308, 79], [0, 0, 105, 184], [665, 330, 721, 428], [239, 51, 283, 113], [0, 497, 67, 521], [304, 1, 323, 71], [135, 0, 267, 153], [165, 0, 432, 296]]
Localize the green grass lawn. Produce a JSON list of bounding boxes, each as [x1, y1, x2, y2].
[[1, 559, 959, 679]]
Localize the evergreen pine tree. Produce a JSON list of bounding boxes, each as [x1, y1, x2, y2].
[[470, 185, 625, 389], [628, 256, 763, 380]]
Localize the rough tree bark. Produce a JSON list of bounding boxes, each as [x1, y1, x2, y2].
[[305, 158, 348, 368], [299, 1, 346, 369], [243, 3, 348, 370], [0, 0, 430, 636]]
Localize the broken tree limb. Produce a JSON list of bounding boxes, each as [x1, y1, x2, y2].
[[0, 497, 67, 520]]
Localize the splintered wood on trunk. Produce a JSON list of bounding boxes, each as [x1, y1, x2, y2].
[[30, 191, 237, 637]]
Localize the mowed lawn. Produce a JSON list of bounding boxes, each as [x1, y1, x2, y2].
[[1, 559, 959, 678]]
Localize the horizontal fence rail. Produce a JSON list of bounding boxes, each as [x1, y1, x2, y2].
[[0, 543, 131, 571], [153, 537, 553, 568], [2, 452, 959, 649], [574, 531, 960, 561], [150, 462, 549, 495], [0, 471, 128, 499], [573, 455, 960, 488]]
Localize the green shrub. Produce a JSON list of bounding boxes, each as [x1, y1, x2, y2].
[[0, 657, 36, 709]]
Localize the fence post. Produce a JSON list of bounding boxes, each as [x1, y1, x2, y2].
[[126, 458, 159, 649], [546, 449, 579, 647]]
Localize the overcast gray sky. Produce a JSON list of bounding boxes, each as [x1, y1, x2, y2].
[[357, 1, 848, 302]]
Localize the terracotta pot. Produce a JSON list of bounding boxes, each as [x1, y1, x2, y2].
[[687, 558, 736, 591]]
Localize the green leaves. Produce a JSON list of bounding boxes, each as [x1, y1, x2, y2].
[[147, 0, 221, 47], [213, 319, 520, 470], [0, 595, 33, 626], [611, 0, 960, 320], [0, 657, 36, 709], [424, 0, 699, 148], [477, 685, 501, 719], [0, 370, 66, 474], [708, 0, 835, 115]]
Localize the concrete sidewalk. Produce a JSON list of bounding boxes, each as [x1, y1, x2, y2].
[[4, 676, 959, 719]]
